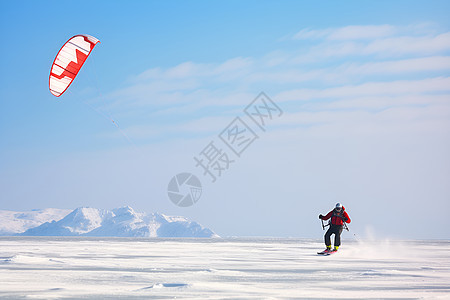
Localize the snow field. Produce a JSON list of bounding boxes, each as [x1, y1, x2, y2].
[[0, 237, 449, 299]]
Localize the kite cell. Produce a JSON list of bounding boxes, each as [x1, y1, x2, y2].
[[49, 34, 100, 97]]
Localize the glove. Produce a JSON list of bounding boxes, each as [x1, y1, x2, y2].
[[319, 214, 323, 219], [343, 217, 348, 222]]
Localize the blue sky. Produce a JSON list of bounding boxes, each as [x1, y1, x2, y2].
[[1, 0, 449, 238]]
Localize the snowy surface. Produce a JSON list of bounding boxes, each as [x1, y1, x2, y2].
[[0, 209, 71, 236], [1, 207, 217, 238], [0, 237, 449, 299]]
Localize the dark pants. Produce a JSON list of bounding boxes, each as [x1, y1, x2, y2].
[[325, 224, 343, 247]]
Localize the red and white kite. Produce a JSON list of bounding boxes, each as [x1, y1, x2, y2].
[[49, 34, 100, 97]]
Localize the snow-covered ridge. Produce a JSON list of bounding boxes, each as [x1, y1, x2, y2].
[[0, 206, 218, 238], [0, 208, 71, 236]]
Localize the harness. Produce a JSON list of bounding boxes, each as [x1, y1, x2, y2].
[[327, 209, 349, 231], [332, 209, 344, 220]]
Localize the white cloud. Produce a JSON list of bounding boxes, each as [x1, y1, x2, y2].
[[92, 24, 450, 149], [105, 115, 231, 141], [315, 94, 450, 110], [132, 57, 253, 83], [238, 56, 450, 86], [214, 57, 254, 75], [107, 52, 450, 110], [293, 25, 397, 41], [276, 77, 450, 102], [329, 25, 397, 40], [292, 27, 450, 63], [337, 56, 450, 75], [363, 32, 450, 56], [271, 103, 450, 141]]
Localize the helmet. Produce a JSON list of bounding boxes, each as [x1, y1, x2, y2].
[[335, 203, 342, 210]]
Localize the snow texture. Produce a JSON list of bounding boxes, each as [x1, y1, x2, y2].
[[0, 238, 448, 299], [0, 207, 218, 238]]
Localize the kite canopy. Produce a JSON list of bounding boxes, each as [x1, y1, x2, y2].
[[49, 34, 100, 97]]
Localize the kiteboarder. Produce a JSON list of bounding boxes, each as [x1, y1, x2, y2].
[[318, 203, 351, 254]]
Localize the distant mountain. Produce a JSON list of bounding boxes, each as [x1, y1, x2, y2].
[[0, 208, 71, 236], [5, 206, 218, 238]]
